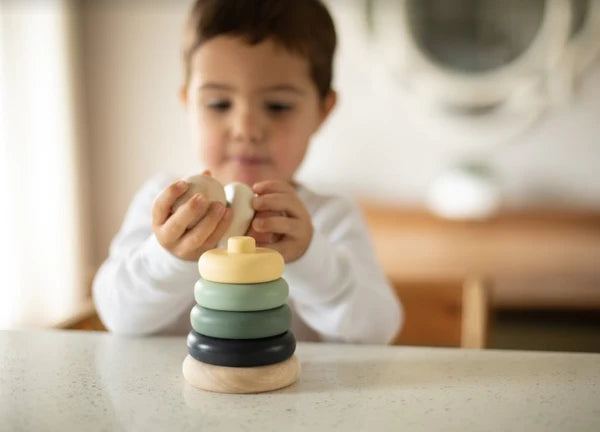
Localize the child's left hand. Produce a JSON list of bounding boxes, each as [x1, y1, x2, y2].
[[246, 180, 313, 263]]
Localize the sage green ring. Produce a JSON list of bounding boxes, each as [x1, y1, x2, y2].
[[190, 304, 291, 339], [194, 278, 289, 311]]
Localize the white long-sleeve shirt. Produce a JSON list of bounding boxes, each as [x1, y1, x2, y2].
[[92, 174, 402, 343]]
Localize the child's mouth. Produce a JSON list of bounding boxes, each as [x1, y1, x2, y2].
[[228, 156, 270, 166]]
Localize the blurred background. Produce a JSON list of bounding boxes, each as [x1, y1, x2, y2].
[[1, 0, 598, 351]]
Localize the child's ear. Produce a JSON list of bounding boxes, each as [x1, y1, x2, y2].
[[179, 84, 189, 108], [318, 90, 337, 125]]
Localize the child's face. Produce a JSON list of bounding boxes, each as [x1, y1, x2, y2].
[[181, 36, 336, 186]]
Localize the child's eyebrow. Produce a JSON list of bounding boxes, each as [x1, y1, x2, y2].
[[199, 82, 306, 96], [200, 83, 234, 91], [260, 85, 305, 95]]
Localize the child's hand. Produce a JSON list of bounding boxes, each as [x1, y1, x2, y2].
[[152, 179, 232, 261], [247, 180, 313, 262], [246, 210, 283, 245]]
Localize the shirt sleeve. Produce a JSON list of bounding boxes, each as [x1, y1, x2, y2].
[[92, 175, 198, 335], [284, 193, 403, 344]]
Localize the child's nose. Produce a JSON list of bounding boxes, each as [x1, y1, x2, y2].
[[231, 109, 263, 143]]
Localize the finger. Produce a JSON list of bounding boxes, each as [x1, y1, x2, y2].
[[246, 211, 286, 243], [202, 207, 233, 250], [159, 194, 209, 244], [152, 180, 188, 227], [201, 169, 211, 176], [262, 239, 296, 262], [254, 210, 286, 220], [247, 226, 279, 245], [252, 180, 295, 195], [177, 201, 226, 252], [253, 193, 305, 217], [252, 216, 300, 236]]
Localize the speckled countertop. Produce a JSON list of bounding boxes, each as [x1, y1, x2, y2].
[[1, 330, 599, 431]]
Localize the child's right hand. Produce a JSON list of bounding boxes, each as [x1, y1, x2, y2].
[[151, 179, 232, 261]]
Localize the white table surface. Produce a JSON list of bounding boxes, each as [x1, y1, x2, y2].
[[1, 330, 599, 432]]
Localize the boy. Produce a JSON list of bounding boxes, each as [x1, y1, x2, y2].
[[93, 0, 402, 343]]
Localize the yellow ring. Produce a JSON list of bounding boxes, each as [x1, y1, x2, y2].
[[198, 236, 284, 283]]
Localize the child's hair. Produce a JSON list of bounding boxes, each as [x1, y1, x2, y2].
[[182, 0, 337, 99]]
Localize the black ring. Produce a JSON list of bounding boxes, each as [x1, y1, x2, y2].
[[187, 330, 296, 367]]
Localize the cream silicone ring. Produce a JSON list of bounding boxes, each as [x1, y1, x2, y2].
[[182, 353, 300, 394]]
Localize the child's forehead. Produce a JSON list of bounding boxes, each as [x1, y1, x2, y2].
[[190, 36, 312, 87]]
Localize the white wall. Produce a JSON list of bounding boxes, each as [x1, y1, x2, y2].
[[81, 0, 600, 264], [81, 0, 195, 263]]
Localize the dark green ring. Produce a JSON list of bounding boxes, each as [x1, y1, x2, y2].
[[190, 304, 291, 339]]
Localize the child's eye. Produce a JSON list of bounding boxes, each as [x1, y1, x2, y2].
[[207, 100, 231, 112], [265, 102, 293, 114]]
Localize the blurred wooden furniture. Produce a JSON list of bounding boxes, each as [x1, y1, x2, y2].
[[391, 277, 491, 348], [361, 204, 600, 310], [58, 205, 599, 347], [57, 279, 491, 349], [53, 299, 106, 331]]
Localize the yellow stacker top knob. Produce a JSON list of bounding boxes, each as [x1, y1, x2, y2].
[[198, 236, 284, 283]]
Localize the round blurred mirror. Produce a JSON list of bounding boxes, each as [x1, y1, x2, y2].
[[370, 0, 600, 148], [406, 0, 546, 74], [570, 0, 590, 36]]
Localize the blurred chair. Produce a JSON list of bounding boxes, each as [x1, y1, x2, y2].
[[53, 300, 106, 331], [391, 276, 491, 348]]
